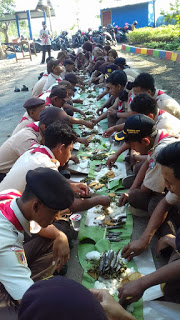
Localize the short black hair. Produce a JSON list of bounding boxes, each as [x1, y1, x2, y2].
[[157, 142, 180, 180], [132, 73, 155, 93], [104, 45, 111, 53], [45, 121, 77, 149], [107, 70, 127, 87], [46, 56, 54, 64], [108, 49, 118, 59], [131, 93, 157, 116]]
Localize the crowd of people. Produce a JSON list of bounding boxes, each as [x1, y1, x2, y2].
[[1, 36, 180, 320]]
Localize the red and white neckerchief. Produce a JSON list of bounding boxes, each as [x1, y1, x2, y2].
[[117, 101, 123, 112], [0, 191, 23, 231], [156, 90, 165, 101], [26, 122, 39, 132], [20, 116, 28, 123], [30, 146, 53, 159]]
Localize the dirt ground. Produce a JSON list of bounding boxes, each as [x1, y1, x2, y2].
[[0, 47, 178, 282]]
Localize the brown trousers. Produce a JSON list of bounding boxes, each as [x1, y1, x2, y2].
[[129, 189, 180, 237], [0, 236, 56, 319], [107, 113, 125, 128]]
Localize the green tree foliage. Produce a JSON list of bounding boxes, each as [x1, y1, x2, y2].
[[161, 0, 180, 28], [0, 0, 15, 42]]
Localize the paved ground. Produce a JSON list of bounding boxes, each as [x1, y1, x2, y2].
[[0, 47, 175, 281]]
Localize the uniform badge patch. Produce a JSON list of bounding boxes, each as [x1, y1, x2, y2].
[[15, 249, 27, 266], [149, 158, 156, 169]]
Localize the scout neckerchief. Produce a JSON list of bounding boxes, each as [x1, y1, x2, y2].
[[45, 96, 52, 106], [20, 116, 28, 123], [156, 90, 165, 101], [148, 130, 178, 156], [0, 191, 23, 231], [30, 146, 53, 159], [26, 122, 39, 132]]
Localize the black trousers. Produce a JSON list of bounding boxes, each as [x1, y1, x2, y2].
[[41, 45, 51, 63]]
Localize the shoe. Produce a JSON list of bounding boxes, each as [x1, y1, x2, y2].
[[21, 85, 29, 91], [14, 86, 20, 92], [40, 61, 45, 64], [128, 205, 148, 217], [122, 174, 135, 189]]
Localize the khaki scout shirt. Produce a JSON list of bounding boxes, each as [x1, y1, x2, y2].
[[155, 109, 180, 133], [11, 112, 33, 136], [143, 130, 180, 193], [153, 89, 180, 120], [0, 146, 60, 192], [0, 122, 43, 174], [32, 74, 48, 97], [0, 196, 34, 300]]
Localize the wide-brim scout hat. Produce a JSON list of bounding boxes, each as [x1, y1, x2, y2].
[[115, 114, 156, 142], [26, 167, 74, 210]]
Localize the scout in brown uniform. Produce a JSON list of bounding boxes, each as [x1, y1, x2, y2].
[[119, 142, 180, 304], [0, 107, 69, 181], [132, 73, 180, 119], [0, 167, 74, 319], [12, 98, 45, 135], [118, 114, 180, 214]]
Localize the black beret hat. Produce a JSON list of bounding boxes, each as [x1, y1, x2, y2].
[[65, 72, 78, 85], [26, 167, 74, 210], [59, 80, 73, 90], [39, 106, 69, 126], [64, 59, 74, 66], [50, 86, 67, 99], [18, 277, 108, 320], [23, 98, 45, 109]]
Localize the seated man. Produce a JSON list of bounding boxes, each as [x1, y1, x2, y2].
[[43, 58, 64, 92], [0, 107, 71, 180], [12, 98, 45, 135], [0, 122, 110, 213], [118, 114, 180, 215], [132, 72, 180, 119], [92, 70, 129, 128], [63, 59, 75, 74], [106, 93, 180, 170], [0, 167, 74, 317], [114, 57, 139, 79], [43, 85, 93, 129], [119, 142, 180, 304], [31, 56, 54, 97]]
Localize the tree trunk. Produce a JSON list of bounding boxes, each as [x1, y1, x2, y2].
[[0, 44, 5, 59]]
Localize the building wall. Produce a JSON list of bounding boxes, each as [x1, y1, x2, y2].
[[101, 3, 149, 28]]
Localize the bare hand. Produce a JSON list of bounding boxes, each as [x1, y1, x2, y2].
[[52, 232, 70, 271], [157, 234, 176, 255], [98, 196, 111, 208], [70, 154, 80, 164], [96, 94, 103, 101], [106, 154, 117, 168], [85, 121, 94, 129], [119, 193, 129, 207], [78, 137, 89, 147], [97, 108, 103, 115], [118, 279, 145, 305], [71, 182, 89, 196], [80, 111, 86, 117], [103, 127, 115, 138], [121, 239, 147, 261], [92, 118, 98, 125], [74, 99, 83, 104], [91, 289, 136, 320]]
